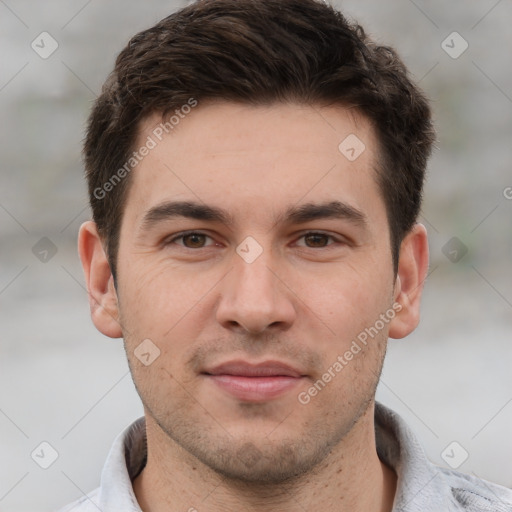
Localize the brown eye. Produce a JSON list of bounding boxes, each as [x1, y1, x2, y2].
[[181, 233, 208, 248], [303, 233, 331, 248]]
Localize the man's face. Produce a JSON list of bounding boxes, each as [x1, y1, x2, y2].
[[115, 102, 397, 482]]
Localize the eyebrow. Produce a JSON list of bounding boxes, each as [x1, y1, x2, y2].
[[140, 199, 367, 231]]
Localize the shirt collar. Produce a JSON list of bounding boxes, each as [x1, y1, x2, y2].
[[96, 415, 146, 511], [375, 402, 448, 511]]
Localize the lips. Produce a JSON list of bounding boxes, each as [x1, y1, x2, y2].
[[204, 360, 303, 378], [202, 360, 306, 402]]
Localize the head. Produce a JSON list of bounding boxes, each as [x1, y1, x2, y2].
[[79, 0, 433, 484]]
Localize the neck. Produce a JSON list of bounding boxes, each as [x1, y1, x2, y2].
[[133, 403, 397, 512]]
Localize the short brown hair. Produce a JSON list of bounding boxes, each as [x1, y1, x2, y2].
[[84, 0, 435, 279]]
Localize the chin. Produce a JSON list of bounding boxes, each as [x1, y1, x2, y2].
[[186, 435, 333, 485]]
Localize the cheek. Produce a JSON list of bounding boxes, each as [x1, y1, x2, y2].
[[303, 262, 393, 340], [117, 264, 220, 383], [118, 256, 213, 324]]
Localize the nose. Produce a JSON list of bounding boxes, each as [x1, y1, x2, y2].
[[215, 248, 297, 334]]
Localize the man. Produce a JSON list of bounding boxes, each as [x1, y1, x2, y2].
[[59, 0, 512, 510]]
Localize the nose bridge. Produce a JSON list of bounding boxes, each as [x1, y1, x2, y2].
[[238, 250, 274, 293], [232, 243, 279, 308], [215, 240, 296, 333]]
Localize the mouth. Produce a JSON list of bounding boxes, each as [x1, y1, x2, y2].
[[201, 360, 307, 402]]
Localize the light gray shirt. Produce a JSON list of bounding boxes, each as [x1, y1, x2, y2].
[[57, 402, 512, 511]]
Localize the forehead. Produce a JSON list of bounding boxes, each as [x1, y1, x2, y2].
[[125, 101, 386, 230]]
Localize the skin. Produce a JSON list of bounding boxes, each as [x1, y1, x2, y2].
[[78, 101, 429, 512]]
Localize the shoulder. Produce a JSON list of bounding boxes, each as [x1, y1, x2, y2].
[[438, 466, 512, 512], [374, 402, 512, 511], [54, 487, 101, 512]]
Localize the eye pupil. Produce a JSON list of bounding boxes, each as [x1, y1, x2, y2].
[[305, 234, 328, 247], [183, 234, 206, 248]]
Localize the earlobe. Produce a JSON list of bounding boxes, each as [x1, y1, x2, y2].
[[78, 221, 123, 339], [388, 223, 429, 339]]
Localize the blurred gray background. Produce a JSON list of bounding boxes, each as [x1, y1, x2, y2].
[[0, 0, 511, 510]]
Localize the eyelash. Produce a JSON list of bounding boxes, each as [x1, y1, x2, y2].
[[165, 231, 343, 249]]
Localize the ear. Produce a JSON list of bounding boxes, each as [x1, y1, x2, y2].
[[388, 223, 429, 339], [78, 221, 123, 338]]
